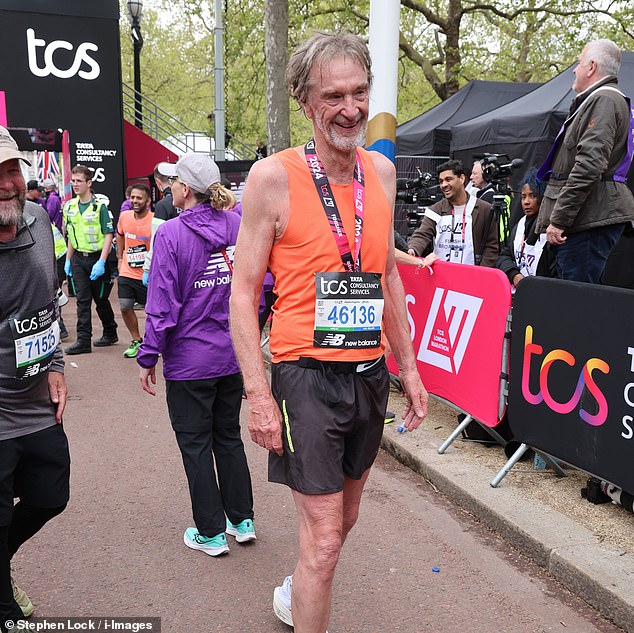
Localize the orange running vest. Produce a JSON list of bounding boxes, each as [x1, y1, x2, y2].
[[269, 146, 391, 362]]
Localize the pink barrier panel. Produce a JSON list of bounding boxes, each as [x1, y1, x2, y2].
[[388, 261, 512, 426], [0, 91, 6, 126]]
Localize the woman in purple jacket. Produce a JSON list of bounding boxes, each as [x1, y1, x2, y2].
[[138, 154, 255, 556]]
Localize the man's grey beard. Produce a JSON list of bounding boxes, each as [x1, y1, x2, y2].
[[0, 196, 25, 227], [315, 115, 367, 152]]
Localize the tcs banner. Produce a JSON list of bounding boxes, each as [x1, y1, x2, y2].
[[0, 1, 124, 208], [509, 277, 634, 492], [389, 262, 511, 426]]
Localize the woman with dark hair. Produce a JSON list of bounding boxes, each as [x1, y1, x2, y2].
[[496, 168, 554, 287]]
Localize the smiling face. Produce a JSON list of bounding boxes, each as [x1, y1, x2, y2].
[[130, 187, 150, 214], [0, 159, 26, 227], [438, 169, 467, 206], [303, 56, 369, 152]]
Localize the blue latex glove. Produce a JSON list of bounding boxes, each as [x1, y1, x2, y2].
[[64, 259, 73, 278], [142, 270, 149, 287], [89, 259, 106, 281]]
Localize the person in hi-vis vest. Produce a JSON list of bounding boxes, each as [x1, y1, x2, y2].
[[63, 165, 118, 355]]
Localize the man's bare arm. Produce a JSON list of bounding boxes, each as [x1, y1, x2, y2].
[[371, 152, 429, 429], [230, 156, 288, 454]]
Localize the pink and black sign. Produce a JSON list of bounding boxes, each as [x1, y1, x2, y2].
[[388, 261, 512, 427], [509, 277, 634, 492]]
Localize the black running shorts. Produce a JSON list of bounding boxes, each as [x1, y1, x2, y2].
[[269, 356, 389, 495], [0, 424, 71, 526], [117, 275, 147, 310]]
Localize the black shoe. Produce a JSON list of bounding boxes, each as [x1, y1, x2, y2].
[[60, 328, 69, 341], [94, 335, 118, 347], [66, 342, 92, 355]]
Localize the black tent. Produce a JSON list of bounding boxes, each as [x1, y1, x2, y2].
[[450, 52, 634, 288], [395, 80, 541, 156], [451, 52, 634, 184]]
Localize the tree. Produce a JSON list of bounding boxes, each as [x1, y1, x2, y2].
[[120, 0, 634, 147], [398, 0, 634, 100], [264, 0, 290, 153]]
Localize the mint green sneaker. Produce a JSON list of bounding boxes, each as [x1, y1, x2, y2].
[[183, 528, 229, 556], [226, 518, 256, 543], [123, 339, 142, 358]]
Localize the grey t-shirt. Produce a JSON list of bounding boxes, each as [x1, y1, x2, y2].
[[0, 201, 64, 440]]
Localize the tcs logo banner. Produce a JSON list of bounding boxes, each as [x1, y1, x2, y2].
[[26, 28, 100, 80], [521, 325, 610, 426]]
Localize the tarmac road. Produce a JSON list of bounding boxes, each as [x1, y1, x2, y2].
[[11, 302, 624, 632]]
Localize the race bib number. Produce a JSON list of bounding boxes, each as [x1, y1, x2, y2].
[[10, 301, 60, 379], [126, 244, 147, 268], [313, 272, 383, 348]]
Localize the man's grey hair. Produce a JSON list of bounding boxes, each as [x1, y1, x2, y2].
[[285, 31, 372, 106], [584, 39, 621, 77]]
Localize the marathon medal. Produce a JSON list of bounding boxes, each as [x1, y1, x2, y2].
[[9, 300, 60, 379], [304, 140, 384, 349]]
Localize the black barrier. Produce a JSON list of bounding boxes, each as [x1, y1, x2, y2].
[[0, 0, 124, 208], [508, 276, 634, 492]]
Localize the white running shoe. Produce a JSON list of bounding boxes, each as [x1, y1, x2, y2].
[[273, 575, 293, 626], [273, 575, 329, 631]]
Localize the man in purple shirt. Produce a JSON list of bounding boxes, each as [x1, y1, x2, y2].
[[42, 179, 62, 232]]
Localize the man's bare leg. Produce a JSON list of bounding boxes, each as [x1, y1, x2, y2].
[[290, 468, 372, 632], [341, 468, 371, 543]]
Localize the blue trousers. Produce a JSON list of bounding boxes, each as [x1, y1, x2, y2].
[[556, 223, 625, 284]]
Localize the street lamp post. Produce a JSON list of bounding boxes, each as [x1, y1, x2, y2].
[[127, 0, 144, 130]]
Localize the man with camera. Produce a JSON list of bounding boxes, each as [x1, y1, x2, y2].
[[536, 39, 634, 283], [469, 160, 495, 204], [407, 159, 499, 267]]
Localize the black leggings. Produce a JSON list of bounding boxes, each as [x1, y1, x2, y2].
[[0, 502, 66, 632]]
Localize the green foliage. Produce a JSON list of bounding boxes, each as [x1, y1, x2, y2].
[[120, 0, 214, 134], [119, 0, 634, 147]]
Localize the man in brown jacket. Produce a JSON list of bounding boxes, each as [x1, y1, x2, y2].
[[536, 39, 634, 283], [407, 159, 499, 267]]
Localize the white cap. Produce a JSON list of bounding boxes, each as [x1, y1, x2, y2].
[[0, 126, 31, 167], [157, 154, 221, 195]]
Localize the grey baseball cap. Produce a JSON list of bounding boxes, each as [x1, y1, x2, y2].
[[0, 125, 31, 166], [157, 154, 220, 194]]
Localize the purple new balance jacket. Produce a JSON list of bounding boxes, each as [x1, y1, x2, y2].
[[137, 201, 241, 380]]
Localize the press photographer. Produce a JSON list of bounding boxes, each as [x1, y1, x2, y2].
[[474, 153, 524, 250]]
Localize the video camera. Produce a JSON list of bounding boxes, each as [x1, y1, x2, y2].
[[478, 153, 524, 184], [395, 169, 443, 236], [395, 169, 442, 205]]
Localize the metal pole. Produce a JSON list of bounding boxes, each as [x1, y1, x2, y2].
[[213, 0, 225, 161], [366, 0, 399, 161], [132, 18, 143, 130]]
